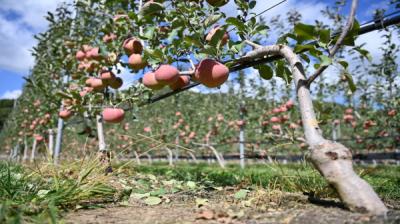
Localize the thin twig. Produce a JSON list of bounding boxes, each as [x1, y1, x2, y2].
[[306, 0, 358, 86], [244, 40, 262, 49]]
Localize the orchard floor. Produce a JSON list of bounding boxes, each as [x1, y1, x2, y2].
[[64, 191, 400, 224], [63, 162, 400, 224], [1, 159, 399, 223]]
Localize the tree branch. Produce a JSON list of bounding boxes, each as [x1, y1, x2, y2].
[[306, 0, 358, 86]]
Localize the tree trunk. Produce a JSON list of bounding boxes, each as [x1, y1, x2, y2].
[[145, 153, 152, 164], [134, 151, 141, 165], [208, 145, 225, 168], [48, 129, 54, 157], [23, 137, 29, 163], [165, 147, 174, 166], [54, 112, 64, 165], [241, 44, 387, 215], [30, 138, 37, 163], [96, 115, 112, 173], [188, 152, 198, 163]]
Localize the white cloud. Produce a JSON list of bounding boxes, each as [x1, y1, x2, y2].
[[251, 0, 329, 25], [0, 0, 72, 74], [1, 89, 21, 99], [355, 30, 400, 64]]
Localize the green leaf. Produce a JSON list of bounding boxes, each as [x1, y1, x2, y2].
[[139, 2, 164, 16], [338, 60, 349, 69], [353, 46, 372, 61], [150, 188, 166, 196], [186, 181, 196, 189], [144, 196, 162, 205], [319, 55, 332, 67], [294, 23, 316, 42], [249, 1, 257, 9], [338, 20, 360, 46], [226, 17, 246, 32], [37, 189, 50, 198], [294, 44, 315, 53], [234, 189, 249, 200], [255, 64, 273, 80], [204, 14, 223, 27], [318, 29, 330, 44], [343, 72, 356, 93]]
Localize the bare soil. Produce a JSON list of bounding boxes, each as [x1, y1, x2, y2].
[[64, 190, 400, 224]]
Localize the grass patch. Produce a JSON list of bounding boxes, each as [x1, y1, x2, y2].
[[1, 159, 399, 223], [130, 162, 400, 200], [0, 159, 116, 223]]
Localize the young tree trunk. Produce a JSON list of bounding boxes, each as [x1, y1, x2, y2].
[[188, 151, 198, 163], [23, 137, 29, 163], [145, 153, 152, 164], [30, 138, 37, 163], [238, 100, 246, 169], [165, 147, 174, 166], [239, 121, 245, 169], [134, 150, 141, 165], [48, 129, 54, 157], [96, 115, 112, 173], [208, 145, 225, 168], [241, 44, 387, 215], [54, 115, 64, 165], [332, 122, 337, 141]]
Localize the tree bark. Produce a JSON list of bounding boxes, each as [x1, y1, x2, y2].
[[30, 138, 37, 163], [165, 147, 174, 166], [134, 150, 141, 165], [23, 137, 29, 163], [145, 153, 152, 164], [96, 115, 112, 173], [48, 129, 54, 157], [208, 145, 225, 168], [54, 105, 65, 165], [188, 152, 198, 163], [241, 44, 387, 215]]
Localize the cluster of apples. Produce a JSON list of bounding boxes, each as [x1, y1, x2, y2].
[[261, 100, 296, 132], [124, 37, 147, 71], [17, 102, 52, 142], [168, 111, 197, 144], [342, 108, 357, 128], [142, 21, 230, 91], [142, 59, 229, 91], [149, 0, 229, 7], [362, 120, 376, 132], [387, 109, 397, 117]]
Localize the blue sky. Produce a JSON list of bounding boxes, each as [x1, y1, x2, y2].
[[0, 0, 398, 99]]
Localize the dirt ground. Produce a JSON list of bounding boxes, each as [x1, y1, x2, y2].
[[64, 190, 400, 224]]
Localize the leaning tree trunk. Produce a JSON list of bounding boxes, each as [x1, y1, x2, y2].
[[96, 115, 112, 173], [241, 44, 387, 215], [208, 145, 225, 168], [165, 147, 174, 166], [187, 151, 198, 163]]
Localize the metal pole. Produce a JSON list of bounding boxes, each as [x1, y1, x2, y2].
[[54, 105, 64, 165], [239, 99, 246, 169]]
